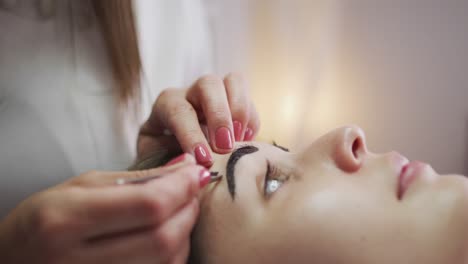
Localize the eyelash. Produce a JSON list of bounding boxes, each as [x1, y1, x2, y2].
[[263, 161, 287, 197]]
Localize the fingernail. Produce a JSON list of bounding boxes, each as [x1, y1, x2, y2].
[[244, 128, 254, 141], [199, 168, 211, 188], [215, 127, 233, 150], [233, 120, 243, 141], [165, 153, 187, 166], [194, 144, 213, 166]]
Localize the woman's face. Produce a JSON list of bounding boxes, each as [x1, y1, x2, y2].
[[191, 126, 468, 264]]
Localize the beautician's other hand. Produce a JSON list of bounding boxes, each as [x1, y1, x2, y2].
[[0, 154, 207, 264], [138, 73, 260, 167]]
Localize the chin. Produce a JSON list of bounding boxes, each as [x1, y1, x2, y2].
[[441, 174, 468, 241]]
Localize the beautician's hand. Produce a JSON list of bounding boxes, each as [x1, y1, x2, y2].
[[138, 73, 260, 167], [0, 155, 207, 264]]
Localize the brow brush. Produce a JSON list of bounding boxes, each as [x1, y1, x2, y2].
[[115, 171, 222, 185]]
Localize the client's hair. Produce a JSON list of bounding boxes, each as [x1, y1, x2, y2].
[[127, 149, 177, 171]]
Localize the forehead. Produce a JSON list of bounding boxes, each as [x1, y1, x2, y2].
[[210, 142, 291, 176]]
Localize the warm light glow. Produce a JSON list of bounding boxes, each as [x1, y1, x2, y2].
[[306, 66, 339, 139], [252, 71, 306, 147], [280, 93, 297, 122], [248, 0, 341, 148]]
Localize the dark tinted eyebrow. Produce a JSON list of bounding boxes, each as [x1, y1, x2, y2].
[[226, 145, 259, 200]]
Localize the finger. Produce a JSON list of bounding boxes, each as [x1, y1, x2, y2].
[[244, 101, 260, 141], [137, 134, 182, 162], [223, 72, 251, 142], [69, 154, 196, 187], [140, 88, 181, 136], [129, 149, 189, 171], [150, 198, 198, 263], [84, 199, 199, 264], [136, 90, 185, 161], [186, 75, 234, 154], [154, 88, 214, 167], [76, 165, 206, 238]]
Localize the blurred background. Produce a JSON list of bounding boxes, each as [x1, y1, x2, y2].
[[203, 0, 468, 175]]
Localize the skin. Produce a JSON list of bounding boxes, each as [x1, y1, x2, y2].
[[0, 157, 205, 264], [138, 73, 260, 166], [0, 73, 258, 263], [192, 126, 468, 264]]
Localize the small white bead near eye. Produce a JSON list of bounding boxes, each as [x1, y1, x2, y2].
[[266, 179, 281, 195]]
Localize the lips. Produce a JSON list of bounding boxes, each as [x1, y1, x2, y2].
[[397, 161, 428, 200]]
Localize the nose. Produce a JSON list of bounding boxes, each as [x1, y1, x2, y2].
[[330, 125, 368, 172], [300, 125, 368, 173]]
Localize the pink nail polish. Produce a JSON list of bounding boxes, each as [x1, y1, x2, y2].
[[194, 144, 213, 166], [199, 168, 211, 188], [165, 153, 186, 166], [244, 128, 254, 141], [233, 121, 243, 141], [215, 127, 233, 150]]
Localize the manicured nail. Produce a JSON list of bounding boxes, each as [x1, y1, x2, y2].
[[199, 168, 211, 188], [244, 128, 254, 141], [233, 120, 243, 141], [215, 127, 233, 150], [194, 144, 213, 166], [165, 153, 187, 166]]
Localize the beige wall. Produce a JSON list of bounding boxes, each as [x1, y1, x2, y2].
[[207, 0, 468, 174]]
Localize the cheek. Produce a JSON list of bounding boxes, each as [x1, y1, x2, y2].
[[260, 182, 406, 262]]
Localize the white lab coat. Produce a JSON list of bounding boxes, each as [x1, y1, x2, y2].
[[0, 0, 213, 217]]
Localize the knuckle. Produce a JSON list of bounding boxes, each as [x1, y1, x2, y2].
[[196, 74, 222, 90], [231, 105, 249, 121], [207, 106, 229, 121], [34, 204, 67, 244], [229, 93, 247, 105], [166, 102, 196, 122], [155, 88, 179, 114], [224, 72, 244, 86], [157, 87, 178, 102], [178, 128, 202, 147], [228, 93, 247, 108], [138, 191, 165, 221]]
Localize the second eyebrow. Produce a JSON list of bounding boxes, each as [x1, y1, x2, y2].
[[226, 145, 259, 200]]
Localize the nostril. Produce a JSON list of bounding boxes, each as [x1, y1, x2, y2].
[[331, 125, 367, 173], [352, 138, 362, 159]]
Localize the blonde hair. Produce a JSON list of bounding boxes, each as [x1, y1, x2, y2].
[[92, 0, 141, 105]]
